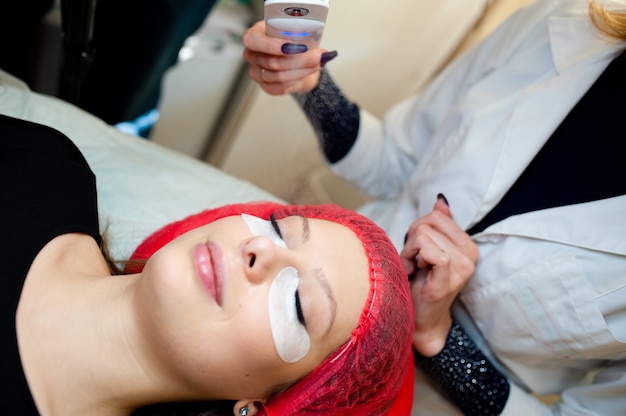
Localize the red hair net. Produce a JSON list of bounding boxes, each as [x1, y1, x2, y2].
[[127, 202, 414, 415]]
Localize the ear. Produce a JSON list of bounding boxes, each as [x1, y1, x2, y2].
[[233, 399, 263, 416]]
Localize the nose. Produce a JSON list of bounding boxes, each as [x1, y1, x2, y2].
[[242, 236, 286, 283]]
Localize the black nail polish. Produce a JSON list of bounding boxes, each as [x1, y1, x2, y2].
[[437, 193, 449, 206], [282, 43, 308, 54], [321, 50, 338, 66]]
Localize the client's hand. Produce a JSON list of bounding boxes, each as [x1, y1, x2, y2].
[[242, 21, 327, 95], [401, 196, 478, 357]]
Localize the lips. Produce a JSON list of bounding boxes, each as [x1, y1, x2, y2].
[[194, 242, 223, 306]]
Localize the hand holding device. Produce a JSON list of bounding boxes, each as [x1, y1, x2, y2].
[[264, 0, 329, 48]]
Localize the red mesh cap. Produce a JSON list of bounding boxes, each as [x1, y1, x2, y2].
[[127, 202, 414, 415]]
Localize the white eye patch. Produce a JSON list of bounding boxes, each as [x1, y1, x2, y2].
[[241, 214, 311, 363], [268, 266, 311, 363], [241, 214, 286, 249]]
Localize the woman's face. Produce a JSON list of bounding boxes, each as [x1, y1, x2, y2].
[[136, 213, 370, 401]]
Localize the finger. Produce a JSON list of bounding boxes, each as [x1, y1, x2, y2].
[[420, 211, 463, 243], [422, 226, 475, 277], [420, 231, 475, 289], [244, 49, 322, 88], [408, 210, 477, 262], [401, 223, 447, 274], [414, 252, 465, 309], [243, 21, 285, 55], [259, 65, 320, 85], [415, 224, 459, 258], [403, 257, 417, 277], [402, 226, 451, 280], [244, 21, 325, 64], [414, 245, 449, 271], [257, 73, 321, 96], [433, 194, 452, 218], [403, 224, 456, 264], [400, 230, 425, 275], [408, 224, 476, 287]]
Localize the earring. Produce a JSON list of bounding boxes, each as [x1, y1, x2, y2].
[[239, 406, 249, 416]]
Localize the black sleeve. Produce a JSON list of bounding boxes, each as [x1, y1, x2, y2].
[[414, 319, 511, 416], [0, 114, 101, 415], [0, 114, 101, 285], [292, 69, 360, 163]]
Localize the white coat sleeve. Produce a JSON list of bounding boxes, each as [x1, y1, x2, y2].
[[331, 0, 559, 200]]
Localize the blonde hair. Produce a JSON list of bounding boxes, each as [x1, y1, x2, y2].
[[589, 0, 626, 40]]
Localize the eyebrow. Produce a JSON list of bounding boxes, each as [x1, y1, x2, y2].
[[314, 267, 337, 337], [299, 215, 310, 243], [298, 216, 336, 336]]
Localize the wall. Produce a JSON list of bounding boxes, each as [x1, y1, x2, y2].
[[150, 0, 256, 157]]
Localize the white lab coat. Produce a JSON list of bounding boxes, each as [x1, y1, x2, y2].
[[332, 0, 626, 414]]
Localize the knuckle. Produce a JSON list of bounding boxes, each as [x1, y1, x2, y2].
[[415, 232, 430, 246], [430, 210, 445, 223], [457, 257, 475, 276], [242, 31, 252, 46]]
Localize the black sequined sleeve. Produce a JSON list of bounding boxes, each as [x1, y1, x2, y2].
[[292, 69, 360, 163], [415, 319, 510, 415]]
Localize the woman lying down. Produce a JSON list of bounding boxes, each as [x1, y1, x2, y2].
[[1, 114, 414, 416]]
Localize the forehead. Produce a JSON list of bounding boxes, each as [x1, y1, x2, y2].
[[305, 217, 372, 300]]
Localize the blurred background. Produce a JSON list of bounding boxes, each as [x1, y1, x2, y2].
[[26, 0, 532, 210]]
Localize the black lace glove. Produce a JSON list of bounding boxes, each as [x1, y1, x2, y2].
[[292, 69, 360, 163], [415, 319, 510, 416]]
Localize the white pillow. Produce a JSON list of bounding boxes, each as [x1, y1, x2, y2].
[[0, 70, 282, 260]]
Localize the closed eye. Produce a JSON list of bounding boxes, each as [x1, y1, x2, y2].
[[270, 213, 284, 240], [268, 215, 304, 326], [295, 290, 306, 327]]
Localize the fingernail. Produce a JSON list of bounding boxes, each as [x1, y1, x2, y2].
[[437, 193, 449, 206], [282, 43, 308, 54], [321, 50, 338, 66]]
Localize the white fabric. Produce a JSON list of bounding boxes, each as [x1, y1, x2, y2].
[[332, 0, 626, 414], [0, 70, 282, 261]]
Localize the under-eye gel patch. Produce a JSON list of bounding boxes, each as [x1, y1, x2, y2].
[[241, 214, 287, 249], [269, 266, 311, 363], [241, 214, 310, 362]]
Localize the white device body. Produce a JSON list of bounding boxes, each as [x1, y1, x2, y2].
[[264, 0, 329, 48]]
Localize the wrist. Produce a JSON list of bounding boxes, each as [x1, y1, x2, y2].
[[292, 68, 326, 98], [413, 316, 453, 357], [296, 70, 322, 95], [291, 68, 359, 163]]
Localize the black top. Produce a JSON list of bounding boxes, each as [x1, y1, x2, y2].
[[0, 115, 101, 415], [467, 51, 626, 234]]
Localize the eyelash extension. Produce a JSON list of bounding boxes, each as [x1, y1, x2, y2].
[[295, 290, 307, 327], [269, 213, 284, 239], [270, 214, 304, 326]]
